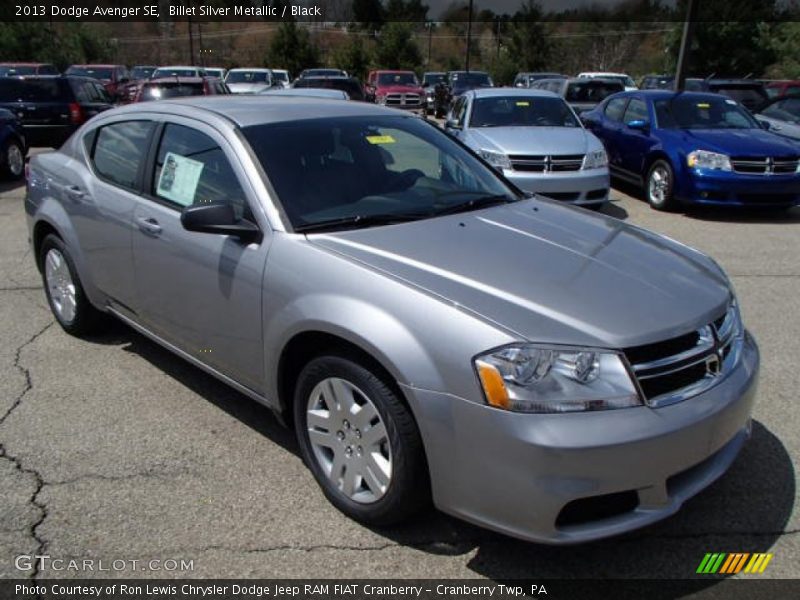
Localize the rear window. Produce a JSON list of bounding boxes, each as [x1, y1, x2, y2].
[[226, 71, 269, 84], [710, 85, 768, 110], [66, 67, 114, 81], [566, 81, 623, 102], [140, 82, 204, 101]]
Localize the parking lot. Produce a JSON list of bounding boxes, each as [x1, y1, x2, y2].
[[0, 168, 798, 581]]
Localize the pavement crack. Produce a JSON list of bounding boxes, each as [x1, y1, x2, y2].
[[0, 286, 41, 292], [0, 320, 54, 579], [48, 469, 190, 487]]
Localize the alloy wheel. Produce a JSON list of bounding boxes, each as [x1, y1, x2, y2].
[[7, 143, 23, 178], [649, 165, 670, 205], [45, 248, 77, 324], [305, 377, 392, 504]]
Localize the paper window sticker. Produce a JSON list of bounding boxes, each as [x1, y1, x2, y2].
[[156, 152, 205, 207], [516, 101, 530, 106]]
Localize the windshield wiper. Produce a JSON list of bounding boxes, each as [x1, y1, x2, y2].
[[294, 212, 427, 233], [431, 194, 513, 216]]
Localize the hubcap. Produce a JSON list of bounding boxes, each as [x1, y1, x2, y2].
[[649, 166, 670, 204], [306, 377, 392, 504], [45, 249, 77, 324], [7, 143, 23, 177]]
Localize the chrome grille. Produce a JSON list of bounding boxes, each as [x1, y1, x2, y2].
[[731, 156, 799, 175], [508, 154, 585, 173], [624, 304, 742, 408], [385, 93, 422, 107]]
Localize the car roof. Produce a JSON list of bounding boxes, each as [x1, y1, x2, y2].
[[622, 90, 735, 101], [68, 64, 122, 68], [108, 95, 397, 127], [228, 68, 271, 72], [469, 88, 560, 98], [0, 62, 52, 66], [155, 66, 200, 70], [146, 77, 206, 83]]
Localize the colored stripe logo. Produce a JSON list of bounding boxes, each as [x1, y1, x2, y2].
[[696, 552, 774, 574]]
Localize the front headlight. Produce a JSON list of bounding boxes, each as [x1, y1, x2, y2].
[[583, 149, 608, 170], [687, 150, 732, 171], [479, 149, 512, 170], [474, 344, 642, 413]]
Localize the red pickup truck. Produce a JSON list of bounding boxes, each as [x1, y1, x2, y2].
[[365, 70, 425, 112]]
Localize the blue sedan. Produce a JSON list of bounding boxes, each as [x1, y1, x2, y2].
[[581, 90, 800, 210]]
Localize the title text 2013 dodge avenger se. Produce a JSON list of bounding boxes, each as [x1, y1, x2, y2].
[[25, 97, 759, 544]]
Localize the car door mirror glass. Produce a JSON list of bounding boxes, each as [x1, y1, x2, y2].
[[756, 118, 771, 130], [445, 118, 461, 130], [627, 119, 649, 130]]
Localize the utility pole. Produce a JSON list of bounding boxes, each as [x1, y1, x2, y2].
[[495, 18, 501, 60], [427, 22, 433, 66], [465, 0, 473, 72], [188, 16, 195, 65], [674, 0, 698, 91], [197, 23, 204, 67]]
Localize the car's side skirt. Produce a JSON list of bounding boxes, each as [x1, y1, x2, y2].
[[609, 164, 643, 185], [106, 306, 278, 413]]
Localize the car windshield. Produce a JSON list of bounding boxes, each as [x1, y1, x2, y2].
[[0, 66, 36, 76], [141, 82, 203, 101], [452, 73, 491, 87], [608, 75, 635, 87], [470, 96, 579, 128], [243, 115, 517, 232], [66, 67, 113, 80], [131, 67, 155, 79], [566, 81, 623, 102], [227, 71, 269, 83], [304, 69, 343, 78], [272, 71, 289, 82], [153, 68, 197, 78], [423, 74, 446, 86], [377, 73, 418, 86], [655, 96, 760, 129]]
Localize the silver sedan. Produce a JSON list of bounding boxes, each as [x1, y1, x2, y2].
[[26, 96, 758, 544], [445, 88, 611, 207]]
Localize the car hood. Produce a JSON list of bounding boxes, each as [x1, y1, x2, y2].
[[467, 126, 593, 155], [309, 200, 730, 349], [676, 128, 800, 157], [228, 82, 269, 93]]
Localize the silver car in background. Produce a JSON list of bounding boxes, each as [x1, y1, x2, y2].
[[445, 88, 610, 206], [225, 68, 275, 94], [26, 96, 758, 544]]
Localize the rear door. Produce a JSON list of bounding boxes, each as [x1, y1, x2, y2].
[[66, 118, 155, 309], [131, 119, 269, 392]]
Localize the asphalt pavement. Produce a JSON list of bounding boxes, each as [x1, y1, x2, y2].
[[0, 168, 797, 582]]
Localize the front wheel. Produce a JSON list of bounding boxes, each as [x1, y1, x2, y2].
[[646, 159, 676, 211], [294, 355, 429, 526]]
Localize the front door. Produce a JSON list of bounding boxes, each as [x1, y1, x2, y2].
[[131, 120, 269, 392]]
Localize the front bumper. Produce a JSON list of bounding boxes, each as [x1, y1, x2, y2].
[[403, 331, 759, 544], [679, 169, 800, 207], [503, 167, 610, 205]]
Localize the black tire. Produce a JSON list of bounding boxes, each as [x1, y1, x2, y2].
[[294, 354, 429, 526], [645, 159, 677, 211], [39, 234, 106, 336], [1, 138, 25, 180]]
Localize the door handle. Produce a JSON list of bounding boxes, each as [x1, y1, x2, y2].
[[65, 185, 88, 201], [136, 216, 162, 236]]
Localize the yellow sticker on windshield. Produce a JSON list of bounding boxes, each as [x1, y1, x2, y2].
[[516, 101, 530, 106], [697, 103, 710, 108], [366, 135, 396, 144]]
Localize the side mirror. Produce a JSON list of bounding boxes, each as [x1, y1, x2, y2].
[[757, 118, 771, 130], [626, 119, 650, 131], [445, 118, 461, 130], [181, 203, 261, 243]]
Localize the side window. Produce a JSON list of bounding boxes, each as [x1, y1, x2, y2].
[[622, 98, 648, 124], [153, 123, 250, 219], [92, 121, 154, 191], [454, 97, 468, 126], [604, 97, 628, 122]]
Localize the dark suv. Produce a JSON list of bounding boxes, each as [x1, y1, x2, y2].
[[0, 76, 113, 147]]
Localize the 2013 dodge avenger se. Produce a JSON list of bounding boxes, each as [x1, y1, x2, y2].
[[25, 97, 759, 544]]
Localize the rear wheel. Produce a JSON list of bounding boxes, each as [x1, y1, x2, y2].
[[1, 138, 24, 180], [646, 160, 676, 211], [39, 234, 106, 336], [294, 355, 428, 526]]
